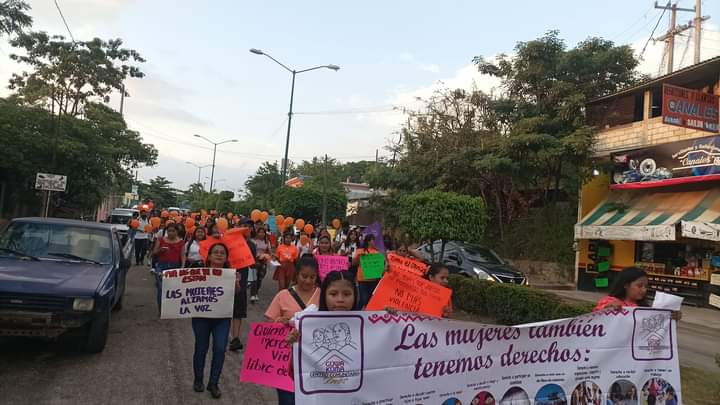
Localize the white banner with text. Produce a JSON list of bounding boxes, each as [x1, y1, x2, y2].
[[294, 309, 681, 405], [160, 268, 236, 319]]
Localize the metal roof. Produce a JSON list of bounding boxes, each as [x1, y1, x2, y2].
[[588, 56, 720, 104]]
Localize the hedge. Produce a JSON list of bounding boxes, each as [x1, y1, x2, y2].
[[448, 275, 594, 325]]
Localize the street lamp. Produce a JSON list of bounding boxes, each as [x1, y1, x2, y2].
[[194, 134, 238, 193], [249, 48, 339, 185], [185, 161, 212, 187]]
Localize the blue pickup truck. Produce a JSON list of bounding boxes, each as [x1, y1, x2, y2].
[[0, 217, 131, 353]]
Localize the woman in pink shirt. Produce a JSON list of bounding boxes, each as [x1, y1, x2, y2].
[[264, 255, 321, 405], [594, 267, 681, 320]]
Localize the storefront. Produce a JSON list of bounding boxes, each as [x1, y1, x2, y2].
[[576, 135, 720, 308]]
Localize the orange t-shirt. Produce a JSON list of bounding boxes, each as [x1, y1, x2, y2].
[[354, 247, 380, 281], [276, 244, 299, 264], [264, 287, 320, 321]]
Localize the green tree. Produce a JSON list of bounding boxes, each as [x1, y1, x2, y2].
[[244, 161, 282, 208], [274, 187, 346, 225], [0, 0, 31, 38], [398, 190, 487, 259], [139, 177, 177, 209]]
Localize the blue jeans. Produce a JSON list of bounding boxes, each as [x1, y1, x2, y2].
[[155, 262, 180, 310], [192, 318, 231, 385], [358, 280, 379, 310], [277, 389, 295, 405]]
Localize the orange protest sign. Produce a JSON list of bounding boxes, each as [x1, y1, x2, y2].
[[366, 270, 451, 317], [387, 253, 428, 278], [199, 237, 223, 261], [222, 232, 256, 269]]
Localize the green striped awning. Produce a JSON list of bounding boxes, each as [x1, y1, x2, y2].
[[575, 189, 720, 241]]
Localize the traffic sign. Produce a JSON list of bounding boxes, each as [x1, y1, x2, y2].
[[35, 173, 67, 192]]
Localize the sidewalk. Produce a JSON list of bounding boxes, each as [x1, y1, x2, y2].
[[545, 288, 720, 330]]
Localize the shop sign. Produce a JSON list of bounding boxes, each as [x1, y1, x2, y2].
[[662, 84, 719, 133], [711, 273, 720, 287], [709, 293, 720, 309], [680, 220, 720, 242], [35, 172, 67, 192], [574, 224, 675, 241], [612, 135, 720, 184]]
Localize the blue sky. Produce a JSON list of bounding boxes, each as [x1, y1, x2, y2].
[[2, 1, 719, 193]]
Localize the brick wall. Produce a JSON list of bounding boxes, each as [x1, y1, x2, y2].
[[594, 116, 711, 156]]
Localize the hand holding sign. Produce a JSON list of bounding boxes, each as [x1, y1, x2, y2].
[[160, 268, 236, 319], [366, 270, 451, 317]]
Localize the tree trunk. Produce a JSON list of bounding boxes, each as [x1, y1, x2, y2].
[[494, 186, 504, 241]]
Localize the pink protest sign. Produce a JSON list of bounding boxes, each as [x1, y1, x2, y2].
[[240, 322, 294, 391], [316, 255, 349, 280]]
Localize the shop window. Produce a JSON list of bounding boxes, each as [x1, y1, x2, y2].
[[633, 93, 644, 122]]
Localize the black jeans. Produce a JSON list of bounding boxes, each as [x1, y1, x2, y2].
[[134, 239, 149, 264], [192, 318, 231, 386]]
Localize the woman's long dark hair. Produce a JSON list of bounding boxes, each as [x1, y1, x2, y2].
[[342, 230, 359, 249], [608, 267, 649, 306], [319, 271, 358, 311], [294, 254, 321, 286]]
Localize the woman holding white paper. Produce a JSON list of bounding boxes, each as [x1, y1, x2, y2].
[[594, 267, 681, 320]]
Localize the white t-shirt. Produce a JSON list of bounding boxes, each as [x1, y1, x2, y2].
[[186, 240, 202, 262], [134, 218, 149, 240]]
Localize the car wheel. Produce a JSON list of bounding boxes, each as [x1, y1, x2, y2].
[[83, 308, 110, 353]]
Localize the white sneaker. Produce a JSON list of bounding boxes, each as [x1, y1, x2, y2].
[[250, 295, 259, 303]]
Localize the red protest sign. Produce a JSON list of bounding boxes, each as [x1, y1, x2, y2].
[[222, 232, 256, 269], [316, 255, 349, 280], [240, 322, 294, 391], [366, 270, 451, 317], [387, 252, 428, 278]]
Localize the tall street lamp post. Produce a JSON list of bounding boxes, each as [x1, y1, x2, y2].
[[249, 48, 339, 186], [185, 161, 211, 188], [194, 134, 238, 193]]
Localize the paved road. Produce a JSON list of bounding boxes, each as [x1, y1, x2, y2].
[[0, 265, 276, 404]]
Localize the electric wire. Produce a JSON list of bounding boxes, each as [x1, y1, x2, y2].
[[52, 0, 76, 43]]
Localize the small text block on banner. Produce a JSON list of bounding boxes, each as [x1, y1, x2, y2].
[[240, 322, 294, 392], [386, 253, 428, 277], [366, 270, 451, 317], [359, 253, 385, 279], [160, 268, 236, 319], [316, 255, 349, 280]]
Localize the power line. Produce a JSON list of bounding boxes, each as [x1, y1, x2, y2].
[[611, 3, 655, 42], [53, 0, 76, 43], [640, 5, 670, 58]]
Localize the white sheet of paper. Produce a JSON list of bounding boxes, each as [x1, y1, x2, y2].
[[652, 291, 684, 311]]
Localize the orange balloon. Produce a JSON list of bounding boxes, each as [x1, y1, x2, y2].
[[216, 218, 229, 231], [185, 218, 195, 228], [161, 210, 169, 218], [275, 215, 285, 225], [260, 211, 269, 222], [332, 218, 341, 229], [130, 219, 140, 229], [143, 224, 153, 233], [150, 217, 161, 228], [186, 226, 195, 236], [284, 217, 294, 227], [303, 224, 314, 236], [251, 209, 261, 222], [295, 218, 305, 230]]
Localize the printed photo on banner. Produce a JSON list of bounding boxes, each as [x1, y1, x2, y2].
[[293, 308, 681, 405], [240, 322, 294, 391], [365, 270, 451, 317], [160, 268, 236, 319]]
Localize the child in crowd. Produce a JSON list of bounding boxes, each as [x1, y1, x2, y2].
[[594, 267, 681, 320], [424, 263, 452, 318], [275, 232, 299, 291], [265, 255, 321, 405]]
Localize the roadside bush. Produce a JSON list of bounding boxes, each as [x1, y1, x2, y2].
[[449, 274, 592, 325]]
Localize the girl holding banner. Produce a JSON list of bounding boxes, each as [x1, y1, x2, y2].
[[192, 242, 233, 399], [265, 255, 321, 405]]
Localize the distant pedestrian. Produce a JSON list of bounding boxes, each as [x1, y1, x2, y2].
[[183, 226, 207, 268], [152, 223, 185, 309], [251, 226, 272, 303], [275, 232, 299, 291], [353, 233, 380, 309], [134, 211, 150, 265]]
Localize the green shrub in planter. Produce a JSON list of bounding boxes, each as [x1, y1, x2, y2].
[[552, 302, 594, 319], [448, 275, 493, 316]]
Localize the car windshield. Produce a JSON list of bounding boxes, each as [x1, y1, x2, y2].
[[0, 222, 112, 264], [462, 244, 502, 264]]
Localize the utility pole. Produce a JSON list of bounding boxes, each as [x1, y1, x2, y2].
[[654, 1, 710, 73], [322, 154, 328, 227]]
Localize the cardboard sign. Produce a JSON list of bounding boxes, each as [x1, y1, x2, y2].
[[366, 270, 451, 317], [198, 237, 222, 261], [316, 255, 349, 280], [160, 268, 236, 319], [359, 253, 385, 279], [240, 322, 294, 391], [223, 231, 256, 269], [386, 253, 428, 277]]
